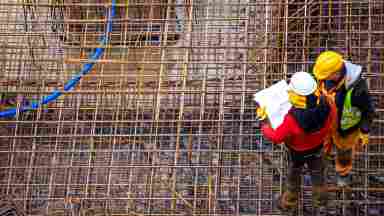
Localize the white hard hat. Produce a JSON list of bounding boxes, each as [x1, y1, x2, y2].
[[288, 71, 317, 96]]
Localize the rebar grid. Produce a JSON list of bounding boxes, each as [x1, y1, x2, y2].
[[0, 0, 383, 215]]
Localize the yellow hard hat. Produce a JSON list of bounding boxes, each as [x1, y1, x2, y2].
[[313, 51, 344, 80]]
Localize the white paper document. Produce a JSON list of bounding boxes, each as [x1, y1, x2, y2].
[[253, 80, 292, 129]]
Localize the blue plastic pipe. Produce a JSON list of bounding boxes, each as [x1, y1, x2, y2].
[[0, 0, 116, 118]]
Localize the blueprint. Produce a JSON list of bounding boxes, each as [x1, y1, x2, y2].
[[253, 80, 292, 129]]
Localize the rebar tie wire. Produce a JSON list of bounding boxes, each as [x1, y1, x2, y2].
[[0, 0, 117, 118]]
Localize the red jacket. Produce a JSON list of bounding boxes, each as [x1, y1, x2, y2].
[[261, 101, 336, 152]]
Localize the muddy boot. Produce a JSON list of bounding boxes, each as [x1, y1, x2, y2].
[[313, 185, 328, 210], [276, 191, 298, 215], [313, 206, 328, 216], [337, 172, 352, 187]]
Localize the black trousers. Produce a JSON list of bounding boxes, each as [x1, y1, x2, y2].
[[285, 145, 326, 207]]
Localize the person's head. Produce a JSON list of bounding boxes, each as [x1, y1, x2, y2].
[[313, 50, 345, 82], [288, 71, 318, 109]]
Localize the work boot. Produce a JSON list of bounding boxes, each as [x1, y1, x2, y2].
[[312, 185, 328, 210], [313, 206, 328, 216], [337, 173, 352, 187], [276, 192, 298, 215]]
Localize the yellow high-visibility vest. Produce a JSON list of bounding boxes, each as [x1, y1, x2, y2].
[[340, 88, 361, 130]]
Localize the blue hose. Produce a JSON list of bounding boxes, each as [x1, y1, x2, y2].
[[0, 0, 116, 118]]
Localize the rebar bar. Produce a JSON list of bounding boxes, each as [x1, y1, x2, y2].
[[0, 0, 383, 215]]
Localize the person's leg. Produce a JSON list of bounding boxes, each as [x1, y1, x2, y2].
[[307, 151, 328, 214], [333, 130, 360, 187], [278, 152, 303, 211], [335, 147, 353, 186]]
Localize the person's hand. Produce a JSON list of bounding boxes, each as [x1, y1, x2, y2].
[[359, 133, 369, 146], [256, 106, 267, 120], [356, 132, 369, 152]]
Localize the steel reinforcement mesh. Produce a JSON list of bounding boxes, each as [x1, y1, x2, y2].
[[0, 0, 383, 216]]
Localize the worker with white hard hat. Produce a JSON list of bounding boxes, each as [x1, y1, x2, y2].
[[313, 50, 375, 187], [257, 71, 336, 215]]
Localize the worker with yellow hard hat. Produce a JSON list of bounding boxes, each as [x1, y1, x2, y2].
[[313, 50, 375, 187], [257, 71, 337, 215]]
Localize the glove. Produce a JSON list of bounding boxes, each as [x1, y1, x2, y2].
[[355, 132, 369, 152], [360, 133, 369, 146], [256, 106, 267, 120], [359, 132, 369, 146]]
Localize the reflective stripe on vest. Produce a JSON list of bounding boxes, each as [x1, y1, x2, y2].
[[340, 88, 361, 130]]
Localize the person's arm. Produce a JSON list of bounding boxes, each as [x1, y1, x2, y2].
[[351, 78, 375, 133], [261, 114, 293, 144]]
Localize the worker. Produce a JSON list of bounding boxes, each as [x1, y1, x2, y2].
[[256, 71, 336, 215], [313, 50, 375, 187]]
